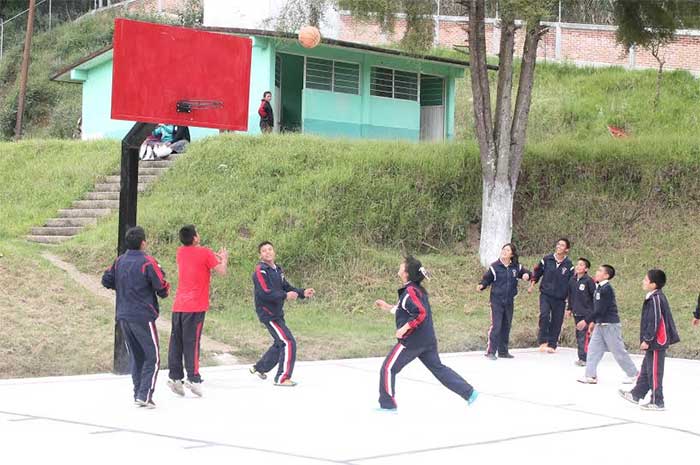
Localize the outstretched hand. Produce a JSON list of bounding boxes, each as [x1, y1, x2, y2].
[[476, 284, 484, 292], [375, 299, 393, 311], [286, 291, 298, 301], [527, 283, 535, 294], [304, 288, 315, 298], [693, 318, 700, 327], [576, 320, 588, 331]]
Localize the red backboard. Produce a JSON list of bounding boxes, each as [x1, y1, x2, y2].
[[111, 19, 251, 131]]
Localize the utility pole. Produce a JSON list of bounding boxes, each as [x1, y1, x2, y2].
[[14, 0, 37, 140]]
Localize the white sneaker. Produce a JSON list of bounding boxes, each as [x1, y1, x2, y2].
[[167, 379, 185, 397], [622, 374, 639, 384], [577, 376, 598, 384], [185, 380, 203, 397]]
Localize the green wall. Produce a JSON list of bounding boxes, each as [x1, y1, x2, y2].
[[279, 53, 304, 131]]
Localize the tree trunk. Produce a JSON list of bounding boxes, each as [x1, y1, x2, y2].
[[651, 46, 664, 111], [479, 179, 514, 265]]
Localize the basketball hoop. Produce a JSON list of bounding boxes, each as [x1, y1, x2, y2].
[[176, 100, 224, 113]]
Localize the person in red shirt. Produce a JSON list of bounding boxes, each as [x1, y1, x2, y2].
[[167, 225, 228, 397]]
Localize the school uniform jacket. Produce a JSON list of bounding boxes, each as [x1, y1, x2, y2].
[[394, 282, 437, 349], [102, 250, 170, 322], [480, 260, 530, 303], [640, 290, 680, 350], [252, 262, 305, 323], [567, 273, 596, 318], [585, 281, 620, 324], [531, 254, 574, 300]]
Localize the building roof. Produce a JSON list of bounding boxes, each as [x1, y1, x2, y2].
[[51, 25, 489, 82]]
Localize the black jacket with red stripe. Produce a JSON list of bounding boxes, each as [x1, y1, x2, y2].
[[102, 250, 170, 322], [640, 290, 680, 350], [252, 262, 305, 322], [394, 282, 436, 348]]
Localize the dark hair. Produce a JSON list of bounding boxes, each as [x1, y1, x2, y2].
[[263, 91, 272, 98], [502, 243, 519, 266], [258, 240, 274, 252], [647, 269, 667, 289], [179, 224, 197, 246], [557, 237, 571, 250], [125, 226, 146, 250], [601, 264, 616, 280], [403, 255, 430, 289], [578, 257, 591, 269]]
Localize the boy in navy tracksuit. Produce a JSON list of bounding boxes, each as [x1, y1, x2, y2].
[[620, 269, 680, 410], [576, 264, 638, 384], [102, 226, 170, 408], [478, 243, 530, 360], [375, 255, 478, 411], [566, 258, 596, 366], [250, 241, 315, 386], [529, 238, 574, 352]]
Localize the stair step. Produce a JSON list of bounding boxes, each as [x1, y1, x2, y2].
[[137, 167, 169, 176], [93, 183, 148, 192], [85, 191, 120, 200], [31, 226, 83, 236], [27, 235, 72, 244], [58, 209, 112, 218], [138, 160, 174, 168], [45, 218, 98, 227], [72, 200, 119, 209], [105, 175, 157, 184]]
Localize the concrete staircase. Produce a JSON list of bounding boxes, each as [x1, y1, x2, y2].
[[27, 157, 177, 244]]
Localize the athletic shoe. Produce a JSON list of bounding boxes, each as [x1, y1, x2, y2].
[[640, 402, 665, 411], [546, 347, 556, 353], [135, 399, 156, 409], [274, 379, 298, 387], [484, 353, 497, 360], [574, 360, 587, 367], [622, 373, 639, 384], [185, 380, 203, 397], [374, 407, 398, 414], [498, 353, 515, 359], [167, 379, 185, 397], [618, 389, 640, 405], [538, 343, 549, 352], [249, 366, 267, 380], [467, 390, 479, 406], [577, 376, 598, 384]]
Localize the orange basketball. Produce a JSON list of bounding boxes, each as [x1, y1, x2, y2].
[[298, 25, 321, 49]]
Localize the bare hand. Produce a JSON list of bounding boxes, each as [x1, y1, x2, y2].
[[565, 310, 572, 319], [217, 247, 229, 261], [693, 318, 700, 327], [527, 283, 535, 294], [576, 320, 588, 331], [304, 288, 315, 298], [396, 324, 410, 339], [476, 284, 484, 292], [286, 291, 298, 301], [640, 341, 649, 350], [522, 273, 530, 281], [375, 299, 392, 311]]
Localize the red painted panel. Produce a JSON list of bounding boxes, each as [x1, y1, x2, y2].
[[111, 18, 251, 131]]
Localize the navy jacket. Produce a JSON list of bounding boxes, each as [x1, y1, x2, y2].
[[394, 282, 437, 348], [640, 290, 680, 350], [480, 260, 530, 303], [694, 293, 700, 319], [585, 281, 620, 324], [531, 254, 574, 300], [102, 250, 170, 322], [567, 273, 596, 318], [252, 262, 305, 323]]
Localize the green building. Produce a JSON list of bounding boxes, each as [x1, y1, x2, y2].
[[52, 27, 468, 141]]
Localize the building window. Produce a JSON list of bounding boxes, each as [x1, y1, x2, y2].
[[370, 67, 418, 101], [305, 57, 360, 95], [420, 75, 444, 106]]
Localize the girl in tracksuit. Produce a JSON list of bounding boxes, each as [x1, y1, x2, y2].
[[478, 243, 530, 360], [374, 255, 478, 411]]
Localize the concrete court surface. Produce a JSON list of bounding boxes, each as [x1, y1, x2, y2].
[[1, 348, 698, 465]]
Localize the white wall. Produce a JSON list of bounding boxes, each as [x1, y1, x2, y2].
[[203, 0, 340, 38]]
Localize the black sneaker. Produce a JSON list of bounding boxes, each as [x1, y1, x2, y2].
[[640, 402, 665, 411], [498, 353, 514, 359], [135, 398, 156, 409], [484, 353, 497, 360]]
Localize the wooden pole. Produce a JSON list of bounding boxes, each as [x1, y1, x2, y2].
[[14, 0, 37, 140]]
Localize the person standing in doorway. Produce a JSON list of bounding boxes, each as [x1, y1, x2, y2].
[[258, 91, 274, 133]]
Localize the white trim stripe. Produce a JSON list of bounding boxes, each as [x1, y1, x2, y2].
[[148, 321, 160, 399], [384, 344, 405, 397], [490, 266, 497, 281], [270, 321, 292, 382]]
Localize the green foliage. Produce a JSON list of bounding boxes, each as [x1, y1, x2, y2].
[[176, 0, 204, 27]]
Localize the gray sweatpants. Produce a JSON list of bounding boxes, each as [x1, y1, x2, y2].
[[585, 323, 638, 379]]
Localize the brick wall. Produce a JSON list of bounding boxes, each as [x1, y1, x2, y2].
[[339, 14, 700, 75]]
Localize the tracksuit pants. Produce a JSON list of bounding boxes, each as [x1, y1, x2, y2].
[[120, 319, 160, 403], [486, 299, 514, 356], [378, 343, 474, 409], [254, 318, 296, 383], [168, 312, 206, 383], [538, 294, 566, 349], [574, 315, 589, 362], [585, 323, 638, 379], [631, 349, 666, 406]]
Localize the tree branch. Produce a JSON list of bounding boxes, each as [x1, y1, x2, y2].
[[494, 17, 516, 184]]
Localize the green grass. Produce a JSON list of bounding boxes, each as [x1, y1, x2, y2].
[[47, 134, 699, 362]]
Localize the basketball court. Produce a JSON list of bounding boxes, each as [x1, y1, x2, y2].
[[1, 348, 698, 464]]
